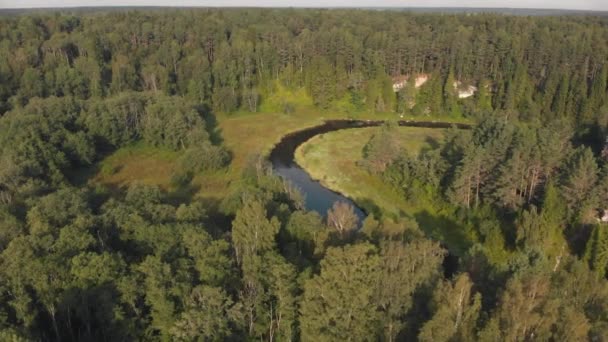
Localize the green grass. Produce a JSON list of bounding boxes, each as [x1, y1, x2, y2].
[[295, 127, 474, 255], [88, 107, 331, 198], [295, 127, 445, 217], [84, 92, 476, 253], [87, 87, 471, 202], [91, 142, 181, 189], [258, 82, 315, 113]]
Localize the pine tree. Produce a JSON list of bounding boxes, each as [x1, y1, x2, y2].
[[476, 79, 493, 113], [584, 224, 608, 277], [308, 57, 336, 109], [589, 64, 608, 119], [551, 74, 569, 118], [561, 147, 599, 216], [443, 68, 460, 116]]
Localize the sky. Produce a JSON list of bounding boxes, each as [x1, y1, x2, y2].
[[0, 0, 606, 11]]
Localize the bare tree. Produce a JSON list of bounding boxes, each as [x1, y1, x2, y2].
[[327, 201, 359, 238]]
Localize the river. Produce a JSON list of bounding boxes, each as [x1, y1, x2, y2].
[[268, 119, 471, 220]]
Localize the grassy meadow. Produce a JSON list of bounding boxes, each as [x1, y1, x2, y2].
[[295, 127, 445, 218], [78, 90, 479, 254], [89, 86, 470, 205], [92, 143, 180, 188]]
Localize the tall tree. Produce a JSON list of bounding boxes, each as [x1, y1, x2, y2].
[[326, 201, 359, 239], [300, 243, 381, 341], [376, 237, 445, 341], [418, 274, 481, 342], [231, 199, 280, 267], [561, 147, 599, 218]]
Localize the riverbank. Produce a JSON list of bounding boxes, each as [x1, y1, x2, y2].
[[90, 108, 470, 200], [294, 126, 446, 218], [293, 126, 477, 255]]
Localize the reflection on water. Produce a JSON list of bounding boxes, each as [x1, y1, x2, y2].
[[273, 164, 366, 220]]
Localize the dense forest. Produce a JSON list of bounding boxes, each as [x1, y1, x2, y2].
[[0, 8, 608, 341]]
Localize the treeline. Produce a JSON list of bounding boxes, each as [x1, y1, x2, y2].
[[0, 94, 229, 205], [1, 10, 607, 123], [369, 118, 608, 258], [1, 9, 608, 341], [0, 137, 450, 341], [2, 158, 608, 341], [362, 118, 608, 340]]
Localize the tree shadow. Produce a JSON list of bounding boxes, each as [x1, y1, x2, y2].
[[355, 197, 382, 220], [166, 181, 202, 205], [424, 135, 441, 150], [415, 136, 442, 156], [196, 104, 224, 146], [67, 142, 124, 187], [166, 172, 201, 205], [67, 162, 101, 187], [414, 209, 472, 256], [199, 196, 234, 237], [56, 283, 127, 341]]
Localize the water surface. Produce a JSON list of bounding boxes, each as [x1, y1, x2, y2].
[[269, 119, 470, 221]]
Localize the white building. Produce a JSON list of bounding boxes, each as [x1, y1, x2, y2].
[[453, 81, 478, 99], [392, 74, 429, 92]]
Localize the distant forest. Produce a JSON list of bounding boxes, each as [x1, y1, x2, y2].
[[0, 9, 608, 342], [1, 10, 607, 121]]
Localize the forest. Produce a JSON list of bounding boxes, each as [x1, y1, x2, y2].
[[0, 8, 608, 341]]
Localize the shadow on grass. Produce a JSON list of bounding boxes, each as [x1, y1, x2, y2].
[[67, 163, 102, 187], [424, 135, 441, 150], [417, 135, 442, 156], [197, 104, 224, 146], [167, 182, 202, 205], [356, 197, 382, 220], [67, 145, 124, 187]]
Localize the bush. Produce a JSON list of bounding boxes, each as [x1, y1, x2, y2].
[[170, 170, 194, 188], [282, 101, 295, 115], [178, 144, 231, 174]]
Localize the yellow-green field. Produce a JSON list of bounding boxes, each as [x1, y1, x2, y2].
[[90, 109, 331, 197], [90, 106, 461, 196], [91, 143, 180, 189], [87, 106, 476, 253], [295, 127, 445, 219]]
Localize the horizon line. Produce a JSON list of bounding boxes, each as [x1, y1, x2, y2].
[[1, 5, 607, 12]]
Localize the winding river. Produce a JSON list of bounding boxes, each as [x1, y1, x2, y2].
[[269, 119, 471, 220]]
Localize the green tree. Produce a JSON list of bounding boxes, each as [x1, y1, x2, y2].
[[479, 272, 557, 341], [362, 121, 401, 174], [443, 69, 460, 116], [561, 147, 599, 217], [418, 274, 481, 342], [19, 67, 45, 101], [231, 199, 280, 267], [584, 224, 608, 277], [137, 255, 180, 339], [170, 286, 235, 341], [300, 243, 381, 341], [308, 57, 335, 109], [182, 227, 233, 287], [476, 79, 493, 113], [377, 237, 445, 341]]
